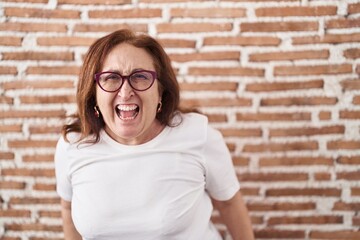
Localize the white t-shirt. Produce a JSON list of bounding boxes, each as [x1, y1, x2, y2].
[[55, 113, 240, 240]]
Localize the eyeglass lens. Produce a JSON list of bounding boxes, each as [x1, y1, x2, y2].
[[98, 71, 154, 92]]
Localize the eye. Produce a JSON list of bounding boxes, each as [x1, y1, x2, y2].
[[104, 73, 121, 81]]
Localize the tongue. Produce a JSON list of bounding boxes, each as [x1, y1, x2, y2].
[[119, 110, 137, 119]]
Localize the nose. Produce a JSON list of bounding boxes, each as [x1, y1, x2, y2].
[[117, 78, 134, 100]]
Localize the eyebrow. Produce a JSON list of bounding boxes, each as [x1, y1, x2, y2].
[[105, 68, 146, 74]]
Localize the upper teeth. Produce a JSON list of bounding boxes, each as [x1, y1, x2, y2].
[[117, 105, 137, 111]]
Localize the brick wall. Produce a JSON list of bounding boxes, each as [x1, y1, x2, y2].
[[0, 0, 359, 239]]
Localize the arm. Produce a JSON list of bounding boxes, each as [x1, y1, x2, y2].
[[60, 199, 82, 240], [212, 191, 255, 240]]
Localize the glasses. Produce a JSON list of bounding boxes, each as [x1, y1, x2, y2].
[[94, 70, 157, 92]]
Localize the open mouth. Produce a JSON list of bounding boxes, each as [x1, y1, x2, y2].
[[115, 104, 140, 121]]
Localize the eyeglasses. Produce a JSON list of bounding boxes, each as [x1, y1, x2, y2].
[[94, 70, 157, 92]]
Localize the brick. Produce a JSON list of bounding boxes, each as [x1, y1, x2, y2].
[[0, 36, 22, 46], [248, 202, 315, 211], [245, 79, 323, 92], [327, 140, 360, 150], [269, 125, 344, 137], [241, 21, 318, 32], [310, 230, 360, 239], [249, 50, 329, 62], [314, 172, 332, 181], [171, 7, 246, 18], [89, 9, 161, 19], [340, 110, 360, 119], [29, 237, 63, 240], [3, 0, 47, 2], [189, 67, 264, 77], [353, 216, 360, 226], [0, 22, 67, 32], [169, 51, 240, 62], [158, 38, 196, 48], [268, 215, 342, 225], [38, 210, 61, 218], [0, 151, 15, 160], [74, 23, 147, 33], [243, 141, 318, 153], [353, 95, 360, 105], [157, 23, 232, 33], [0, 237, 20, 240], [266, 188, 341, 197], [344, 48, 360, 59], [2, 168, 55, 177], [293, 33, 360, 45], [8, 140, 57, 148], [181, 97, 251, 108], [0, 124, 22, 132], [319, 111, 331, 120], [23, 154, 54, 163], [348, 3, 360, 14], [232, 156, 250, 166], [59, 0, 131, 4], [256, 6, 337, 17], [203, 36, 281, 46], [29, 125, 62, 134], [20, 95, 75, 104], [2, 80, 75, 90], [0, 181, 26, 189], [274, 64, 352, 76], [341, 79, 360, 90], [240, 188, 260, 196], [5, 223, 62, 232], [4, 7, 80, 19], [206, 113, 227, 122], [352, 188, 360, 196], [238, 173, 308, 182], [0, 66, 17, 75], [37, 36, 96, 46], [0, 96, 14, 104], [2, 51, 74, 61], [337, 171, 360, 181], [333, 201, 360, 211], [9, 197, 59, 205], [226, 143, 236, 152], [261, 96, 337, 106], [0, 209, 31, 217], [26, 66, 80, 75], [180, 82, 238, 91], [219, 128, 262, 137], [236, 112, 311, 121], [33, 183, 56, 191], [259, 157, 333, 167], [255, 229, 305, 239], [326, 18, 360, 29], [0, 110, 66, 119], [337, 156, 360, 165]]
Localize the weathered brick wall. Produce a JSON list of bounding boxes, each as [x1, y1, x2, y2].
[[0, 0, 359, 239]]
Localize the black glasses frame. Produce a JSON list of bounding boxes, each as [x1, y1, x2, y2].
[[94, 70, 157, 92]]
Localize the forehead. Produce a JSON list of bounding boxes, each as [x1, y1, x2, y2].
[[102, 43, 155, 72]]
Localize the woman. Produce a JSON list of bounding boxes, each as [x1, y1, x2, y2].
[[55, 29, 254, 240]]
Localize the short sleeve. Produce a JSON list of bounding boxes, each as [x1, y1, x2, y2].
[[204, 127, 240, 201], [54, 137, 73, 201]]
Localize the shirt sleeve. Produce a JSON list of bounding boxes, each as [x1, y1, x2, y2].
[[54, 136, 73, 201], [204, 126, 240, 201]]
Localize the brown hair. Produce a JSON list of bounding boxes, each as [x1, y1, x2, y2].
[[62, 29, 180, 143]]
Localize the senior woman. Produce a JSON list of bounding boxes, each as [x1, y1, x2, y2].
[[55, 29, 254, 240]]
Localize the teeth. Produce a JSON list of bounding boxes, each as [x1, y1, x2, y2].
[[116, 105, 138, 111]]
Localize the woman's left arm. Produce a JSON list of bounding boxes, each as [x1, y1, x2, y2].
[[212, 191, 255, 240]]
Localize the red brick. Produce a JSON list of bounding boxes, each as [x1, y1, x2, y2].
[[245, 79, 323, 92], [0, 36, 22, 46], [269, 125, 344, 137], [243, 141, 318, 153], [266, 188, 341, 197], [261, 96, 337, 106], [256, 6, 337, 17], [5, 223, 62, 232], [74, 23, 147, 33], [2, 168, 55, 177], [0, 22, 67, 32], [236, 112, 311, 122], [158, 38, 196, 48], [249, 50, 329, 62], [219, 128, 262, 137], [29, 125, 62, 134], [171, 7, 246, 18], [326, 18, 360, 29], [238, 173, 308, 182], [3, 0, 47, 2], [189, 67, 264, 77], [2, 51, 74, 61], [333, 201, 360, 211], [327, 140, 360, 150], [0, 66, 17, 75], [180, 82, 238, 91], [255, 229, 305, 239], [169, 51, 240, 62], [0, 110, 66, 119], [241, 21, 318, 32], [0, 96, 14, 104], [38, 210, 61, 218], [353, 95, 360, 105], [59, 0, 130, 4], [319, 111, 332, 120], [157, 23, 232, 33], [352, 188, 360, 196], [37, 36, 96, 46], [293, 33, 360, 45], [341, 79, 360, 90], [340, 110, 360, 119], [26, 66, 80, 75], [89, 9, 161, 19], [206, 114, 227, 123], [240, 188, 260, 196], [353, 216, 360, 226], [0, 181, 26, 190], [4, 7, 80, 19], [314, 172, 332, 181], [337, 156, 360, 165], [0, 209, 31, 217], [337, 171, 360, 181], [2, 80, 74, 90], [268, 215, 342, 225], [232, 156, 250, 166], [33, 183, 56, 191], [23, 154, 54, 163], [181, 97, 251, 108], [348, 3, 360, 14], [274, 64, 352, 76], [8, 140, 57, 148], [0, 151, 15, 160], [310, 230, 360, 239], [20, 95, 75, 104], [248, 202, 316, 211], [203, 36, 281, 46], [259, 157, 333, 167]]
